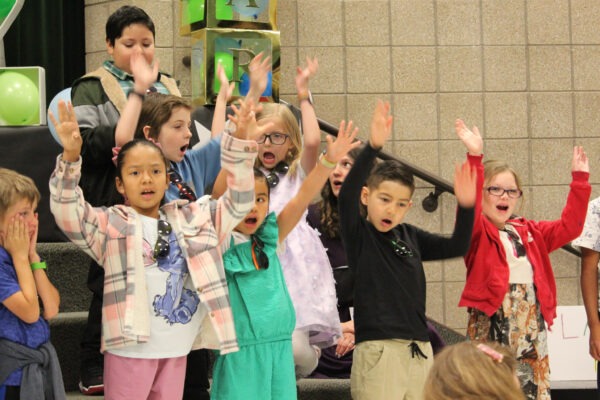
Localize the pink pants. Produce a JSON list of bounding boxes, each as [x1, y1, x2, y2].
[[104, 352, 187, 400]]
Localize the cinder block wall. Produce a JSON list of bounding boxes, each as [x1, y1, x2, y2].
[[83, 0, 598, 334]]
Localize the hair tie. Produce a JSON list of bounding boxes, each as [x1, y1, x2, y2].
[[112, 146, 121, 167], [476, 343, 504, 363]]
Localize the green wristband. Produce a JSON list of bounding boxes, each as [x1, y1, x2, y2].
[[31, 261, 47, 271]]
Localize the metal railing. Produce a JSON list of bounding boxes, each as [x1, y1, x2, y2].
[[285, 102, 581, 258]]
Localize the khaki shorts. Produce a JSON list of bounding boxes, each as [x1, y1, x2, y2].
[[350, 338, 433, 400]]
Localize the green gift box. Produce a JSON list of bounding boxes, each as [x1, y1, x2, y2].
[[180, 0, 277, 35], [190, 28, 280, 105]]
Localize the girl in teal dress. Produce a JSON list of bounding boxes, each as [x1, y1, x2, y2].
[[210, 117, 360, 400]]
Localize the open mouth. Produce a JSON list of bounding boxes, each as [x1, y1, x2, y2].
[[180, 144, 189, 154], [381, 218, 392, 227], [332, 180, 343, 188], [262, 152, 276, 163], [497, 205, 509, 211], [141, 189, 155, 199], [245, 217, 257, 224]]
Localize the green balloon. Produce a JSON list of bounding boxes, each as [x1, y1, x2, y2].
[[0, 0, 16, 19], [0, 71, 39, 125], [187, 0, 205, 24]]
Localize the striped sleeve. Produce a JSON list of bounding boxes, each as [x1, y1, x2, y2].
[[215, 131, 258, 240], [49, 155, 107, 263]]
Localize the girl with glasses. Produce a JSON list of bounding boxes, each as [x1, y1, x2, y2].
[[48, 99, 265, 399], [456, 119, 591, 400], [213, 57, 343, 379], [210, 119, 360, 400]]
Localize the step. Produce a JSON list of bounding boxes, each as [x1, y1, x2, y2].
[[64, 378, 351, 400], [38, 242, 92, 313]]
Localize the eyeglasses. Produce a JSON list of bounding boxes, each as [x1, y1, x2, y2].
[[256, 132, 290, 145], [265, 161, 289, 188], [391, 233, 414, 258], [502, 228, 526, 258], [169, 170, 197, 201], [251, 235, 269, 270], [485, 186, 522, 199], [154, 219, 172, 259]]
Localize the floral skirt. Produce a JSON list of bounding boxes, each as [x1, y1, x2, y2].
[[467, 283, 551, 400]]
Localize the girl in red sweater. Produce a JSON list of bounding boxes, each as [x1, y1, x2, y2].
[[455, 119, 591, 400]]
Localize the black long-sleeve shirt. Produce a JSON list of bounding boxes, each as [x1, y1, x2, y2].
[[338, 144, 474, 343]]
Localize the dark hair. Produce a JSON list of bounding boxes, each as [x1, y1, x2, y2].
[[254, 168, 270, 198], [318, 145, 371, 239], [115, 139, 169, 179], [106, 6, 155, 46], [366, 159, 415, 195], [134, 93, 192, 141]]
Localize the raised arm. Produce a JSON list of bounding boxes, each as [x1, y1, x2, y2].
[[277, 121, 360, 241], [114, 51, 159, 147], [296, 57, 321, 173], [49, 101, 108, 262], [211, 62, 235, 138], [339, 101, 392, 242], [245, 51, 271, 105]]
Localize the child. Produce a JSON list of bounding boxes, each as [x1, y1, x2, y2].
[[210, 117, 360, 400], [306, 145, 368, 377], [572, 197, 600, 397], [338, 101, 476, 400], [70, 5, 189, 394], [212, 57, 341, 378], [456, 119, 591, 400], [0, 169, 63, 399], [423, 341, 525, 400], [48, 99, 262, 399]]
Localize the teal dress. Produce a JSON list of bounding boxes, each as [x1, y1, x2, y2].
[[210, 213, 297, 400]]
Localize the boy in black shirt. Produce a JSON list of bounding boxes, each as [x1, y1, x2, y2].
[[338, 101, 476, 400]]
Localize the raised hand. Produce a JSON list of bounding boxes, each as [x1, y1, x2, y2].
[[453, 160, 477, 208], [295, 56, 318, 94], [216, 62, 235, 102], [369, 100, 393, 149], [48, 100, 82, 162], [130, 49, 159, 94], [227, 98, 273, 141], [323, 120, 361, 163], [572, 146, 590, 173], [246, 51, 271, 102], [455, 119, 483, 156]]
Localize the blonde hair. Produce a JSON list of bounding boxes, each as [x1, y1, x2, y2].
[[423, 341, 525, 400], [0, 168, 40, 219], [483, 159, 524, 214], [255, 103, 303, 174]]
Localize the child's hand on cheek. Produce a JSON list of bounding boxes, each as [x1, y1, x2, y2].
[[28, 213, 40, 262], [3, 217, 30, 263], [49, 100, 83, 162]]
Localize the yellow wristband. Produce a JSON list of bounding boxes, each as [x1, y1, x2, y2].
[[319, 153, 337, 169], [31, 261, 47, 271]]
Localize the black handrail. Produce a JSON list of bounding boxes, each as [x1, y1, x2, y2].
[[284, 101, 581, 258]]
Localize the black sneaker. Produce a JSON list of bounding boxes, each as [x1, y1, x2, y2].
[[79, 364, 104, 395]]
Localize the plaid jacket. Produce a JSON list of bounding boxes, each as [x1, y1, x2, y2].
[[50, 131, 257, 355]]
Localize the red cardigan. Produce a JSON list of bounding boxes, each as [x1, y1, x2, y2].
[[459, 154, 591, 328]]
